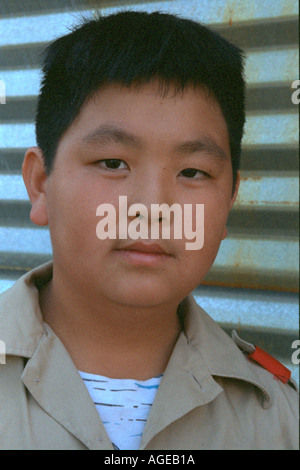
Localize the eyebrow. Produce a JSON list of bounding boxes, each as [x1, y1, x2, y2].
[[81, 124, 142, 148], [173, 138, 228, 163], [81, 123, 228, 163]]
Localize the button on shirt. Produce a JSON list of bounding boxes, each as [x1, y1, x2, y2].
[[0, 262, 298, 450]]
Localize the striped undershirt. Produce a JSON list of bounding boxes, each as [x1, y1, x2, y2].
[[79, 370, 163, 450]]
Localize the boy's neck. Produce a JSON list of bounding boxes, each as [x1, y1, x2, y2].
[[38, 273, 183, 381]]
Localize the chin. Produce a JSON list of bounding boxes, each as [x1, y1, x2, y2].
[[111, 284, 173, 309]]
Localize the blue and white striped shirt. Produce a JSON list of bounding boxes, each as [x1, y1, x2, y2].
[[79, 370, 162, 450]]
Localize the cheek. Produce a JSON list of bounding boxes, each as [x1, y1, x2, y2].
[[176, 205, 230, 287], [49, 177, 125, 259], [184, 199, 230, 273], [47, 180, 96, 252], [204, 205, 229, 242], [201, 186, 232, 238]]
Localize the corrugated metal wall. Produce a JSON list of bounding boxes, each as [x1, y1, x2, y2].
[[0, 0, 299, 382]]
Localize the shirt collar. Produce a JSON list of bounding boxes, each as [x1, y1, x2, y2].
[[0, 261, 52, 358], [0, 261, 271, 408]]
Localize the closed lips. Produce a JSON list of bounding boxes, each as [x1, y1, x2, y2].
[[118, 242, 168, 254]]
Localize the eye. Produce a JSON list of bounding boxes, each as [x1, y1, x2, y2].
[[97, 159, 128, 170], [180, 168, 207, 178]]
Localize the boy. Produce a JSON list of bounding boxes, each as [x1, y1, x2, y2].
[[0, 10, 298, 450]]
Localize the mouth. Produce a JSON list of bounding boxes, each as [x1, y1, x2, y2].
[[114, 241, 173, 266], [121, 241, 169, 254]]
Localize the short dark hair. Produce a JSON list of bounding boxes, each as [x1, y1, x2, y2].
[[36, 10, 245, 191]]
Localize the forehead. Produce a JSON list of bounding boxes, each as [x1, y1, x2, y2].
[[59, 81, 230, 158]]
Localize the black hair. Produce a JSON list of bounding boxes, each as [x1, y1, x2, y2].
[[35, 10, 245, 191]]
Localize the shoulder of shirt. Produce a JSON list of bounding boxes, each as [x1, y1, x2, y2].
[[231, 329, 298, 392], [0, 262, 52, 358], [182, 294, 299, 409]]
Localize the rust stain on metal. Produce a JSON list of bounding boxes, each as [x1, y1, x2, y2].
[[202, 279, 299, 293], [227, 0, 236, 27], [240, 176, 262, 181], [245, 200, 297, 206]]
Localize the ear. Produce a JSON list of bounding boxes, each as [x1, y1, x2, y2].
[[22, 147, 49, 226], [221, 171, 240, 240]]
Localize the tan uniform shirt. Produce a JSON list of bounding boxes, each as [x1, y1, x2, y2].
[[0, 262, 298, 450]]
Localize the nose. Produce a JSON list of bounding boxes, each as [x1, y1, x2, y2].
[[127, 167, 174, 224]]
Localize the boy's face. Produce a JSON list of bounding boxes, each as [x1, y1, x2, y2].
[[30, 82, 239, 310]]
